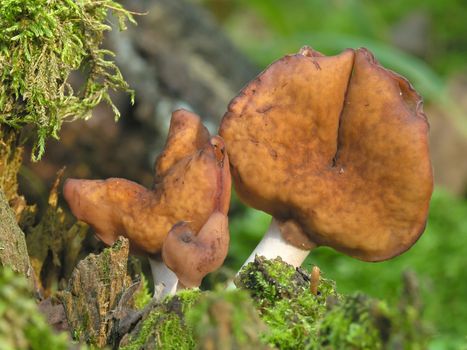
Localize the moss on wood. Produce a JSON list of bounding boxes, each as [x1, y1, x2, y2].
[[119, 289, 200, 350], [59, 237, 134, 348], [56, 252, 427, 349], [236, 256, 426, 350]]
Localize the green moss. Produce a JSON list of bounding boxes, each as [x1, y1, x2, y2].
[[174, 289, 203, 312], [133, 274, 151, 310], [237, 256, 424, 349], [314, 294, 386, 350], [157, 314, 195, 350], [101, 248, 111, 286], [120, 290, 201, 350], [121, 311, 193, 350], [0, 267, 70, 350], [238, 257, 339, 349], [0, 0, 135, 160], [121, 288, 269, 350], [235, 256, 337, 309], [260, 292, 328, 349]]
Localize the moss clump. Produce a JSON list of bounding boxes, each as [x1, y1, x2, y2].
[[121, 311, 193, 350], [237, 256, 423, 349], [315, 294, 388, 350], [0, 0, 135, 160], [235, 256, 338, 309], [236, 256, 340, 349], [120, 289, 201, 350], [260, 290, 334, 349], [133, 274, 152, 310], [121, 288, 270, 350], [0, 267, 69, 350]]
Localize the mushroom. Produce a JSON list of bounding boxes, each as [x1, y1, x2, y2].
[[64, 109, 231, 298], [219, 46, 433, 270]]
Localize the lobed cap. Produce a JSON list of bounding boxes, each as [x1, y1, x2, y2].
[[219, 47, 433, 261], [64, 109, 231, 284]]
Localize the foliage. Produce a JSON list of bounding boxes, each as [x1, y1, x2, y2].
[[0, 268, 69, 350], [0, 0, 135, 160], [228, 189, 467, 348], [224, 0, 467, 76]]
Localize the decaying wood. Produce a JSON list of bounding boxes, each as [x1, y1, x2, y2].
[[59, 237, 135, 348]]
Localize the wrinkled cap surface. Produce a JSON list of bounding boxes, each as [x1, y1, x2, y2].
[[219, 46, 433, 261], [64, 109, 231, 257]]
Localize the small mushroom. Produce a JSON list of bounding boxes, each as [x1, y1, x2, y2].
[[219, 46, 433, 270], [310, 266, 320, 296], [162, 211, 229, 288], [64, 109, 231, 298]]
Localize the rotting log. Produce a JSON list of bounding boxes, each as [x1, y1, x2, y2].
[[59, 237, 136, 348]]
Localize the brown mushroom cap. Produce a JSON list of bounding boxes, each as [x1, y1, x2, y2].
[[64, 109, 231, 256], [219, 46, 433, 262]]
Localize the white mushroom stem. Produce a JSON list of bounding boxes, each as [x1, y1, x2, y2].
[[148, 257, 179, 300], [240, 218, 310, 270]]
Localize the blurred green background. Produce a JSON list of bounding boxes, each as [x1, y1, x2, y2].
[[197, 1, 467, 349]]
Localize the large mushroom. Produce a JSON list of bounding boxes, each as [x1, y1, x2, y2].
[[219, 46, 433, 269], [64, 109, 231, 298]]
